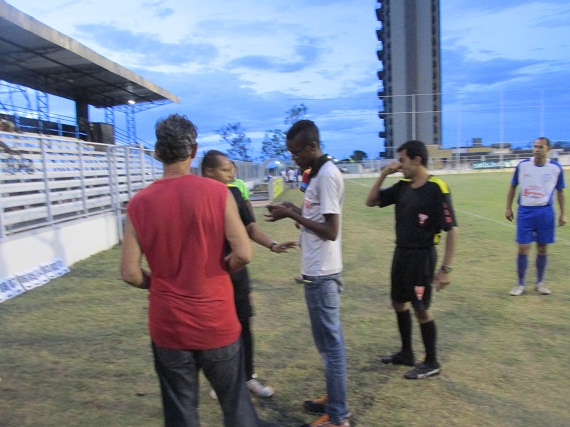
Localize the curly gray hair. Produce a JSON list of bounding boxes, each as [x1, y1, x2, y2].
[[154, 114, 198, 164]]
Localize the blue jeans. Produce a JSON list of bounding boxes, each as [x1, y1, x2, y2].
[[152, 339, 259, 427], [303, 273, 349, 424]]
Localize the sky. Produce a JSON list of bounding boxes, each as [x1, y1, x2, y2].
[[6, 0, 570, 159]]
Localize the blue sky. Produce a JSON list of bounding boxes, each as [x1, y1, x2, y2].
[[8, 0, 570, 159]]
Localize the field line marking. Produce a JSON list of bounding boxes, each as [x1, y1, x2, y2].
[[345, 179, 570, 245]]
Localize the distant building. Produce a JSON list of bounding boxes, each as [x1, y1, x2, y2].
[[376, 0, 442, 158]]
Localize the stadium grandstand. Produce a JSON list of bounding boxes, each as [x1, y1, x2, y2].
[[0, 1, 272, 285], [0, 0, 184, 280]]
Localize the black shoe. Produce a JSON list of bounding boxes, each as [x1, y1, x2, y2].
[[302, 394, 327, 414], [404, 361, 441, 379], [381, 351, 415, 367]]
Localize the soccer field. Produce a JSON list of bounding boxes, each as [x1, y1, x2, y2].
[[1, 171, 569, 427]]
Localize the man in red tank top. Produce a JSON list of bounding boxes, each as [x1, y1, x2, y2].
[[120, 114, 260, 427]]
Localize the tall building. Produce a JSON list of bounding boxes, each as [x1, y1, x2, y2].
[[376, 0, 441, 158]]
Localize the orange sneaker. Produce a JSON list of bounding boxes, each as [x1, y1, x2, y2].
[[300, 414, 350, 427]]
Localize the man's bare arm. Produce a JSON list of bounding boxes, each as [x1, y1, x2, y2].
[[120, 216, 151, 289]]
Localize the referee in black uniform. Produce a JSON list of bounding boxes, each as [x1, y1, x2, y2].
[[366, 140, 458, 379]]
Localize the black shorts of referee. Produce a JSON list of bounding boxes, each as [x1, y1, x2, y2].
[[391, 246, 437, 311]]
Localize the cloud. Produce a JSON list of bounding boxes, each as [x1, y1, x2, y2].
[[76, 24, 218, 66], [226, 36, 323, 73], [156, 8, 175, 19], [227, 56, 305, 73], [443, 1, 570, 63]]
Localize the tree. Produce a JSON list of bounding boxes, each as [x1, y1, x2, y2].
[[282, 103, 326, 150], [284, 103, 308, 126], [351, 150, 368, 161], [261, 129, 289, 161], [216, 122, 252, 161]]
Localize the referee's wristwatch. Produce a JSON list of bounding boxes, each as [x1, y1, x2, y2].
[[440, 265, 453, 274]]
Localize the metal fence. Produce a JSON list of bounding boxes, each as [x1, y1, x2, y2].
[[2, 130, 568, 240], [0, 131, 163, 239], [0, 131, 271, 240]]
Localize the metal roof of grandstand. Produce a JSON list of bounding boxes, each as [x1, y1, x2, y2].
[[0, 1, 180, 108]]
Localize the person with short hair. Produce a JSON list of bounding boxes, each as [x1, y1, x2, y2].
[[266, 120, 350, 427], [365, 139, 458, 380], [228, 160, 255, 219], [505, 137, 566, 296], [120, 114, 260, 427], [202, 149, 297, 399]]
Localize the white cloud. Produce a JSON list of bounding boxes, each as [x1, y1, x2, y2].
[[444, 2, 570, 62], [9, 0, 570, 155]]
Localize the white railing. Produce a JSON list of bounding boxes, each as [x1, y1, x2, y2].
[[3, 131, 568, 240], [0, 131, 162, 239]]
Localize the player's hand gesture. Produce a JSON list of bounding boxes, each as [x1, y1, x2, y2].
[[270, 241, 298, 253]]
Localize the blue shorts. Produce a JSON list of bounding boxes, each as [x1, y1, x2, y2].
[[516, 205, 555, 245]]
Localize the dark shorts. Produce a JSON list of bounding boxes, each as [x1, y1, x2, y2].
[[230, 267, 253, 321], [391, 246, 437, 310]]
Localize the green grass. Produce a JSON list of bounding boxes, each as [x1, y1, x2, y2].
[[1, 171, 570, 426]]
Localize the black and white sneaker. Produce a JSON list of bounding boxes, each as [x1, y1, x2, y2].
[[404, 361, 441, 379]]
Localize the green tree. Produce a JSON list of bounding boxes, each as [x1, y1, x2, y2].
[[284, 103, 308, 126], [282, 103, 325, 150], [351, 150, 368, 161], [216, 122, 252, 161], [259, 104, 311, 161], [261, 129, 289, 161]]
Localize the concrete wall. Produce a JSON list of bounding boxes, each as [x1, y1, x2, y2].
[[0, 212, 120, 278]]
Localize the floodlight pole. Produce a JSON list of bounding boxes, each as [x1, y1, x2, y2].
[[499, 88, 504, 168]]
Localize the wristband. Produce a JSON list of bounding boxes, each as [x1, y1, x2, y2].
[[269, 242, 278, 251]]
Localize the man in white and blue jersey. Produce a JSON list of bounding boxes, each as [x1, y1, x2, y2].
[[506, 137, 566, 296]]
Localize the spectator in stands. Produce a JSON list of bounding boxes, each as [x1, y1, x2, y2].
[[202, 149, 297, 400], [0, 115, 17, 133], [120, 114, 260, 427], [506, 136, 566, 296]]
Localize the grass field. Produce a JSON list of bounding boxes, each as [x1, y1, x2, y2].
[[1, 171, 569, 427]]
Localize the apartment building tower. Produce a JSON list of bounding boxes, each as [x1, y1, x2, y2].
[[376, 0, 442, 158]]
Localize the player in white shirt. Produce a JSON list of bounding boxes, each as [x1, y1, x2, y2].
[[505, 137, 566, 296], [266, 120, 350, 427]]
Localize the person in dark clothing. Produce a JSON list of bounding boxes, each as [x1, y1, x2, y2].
[[202, 149, 296, 398], [365, 140, 458, 380]]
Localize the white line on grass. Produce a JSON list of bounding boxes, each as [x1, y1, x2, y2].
[[345, 179, 570, 245]]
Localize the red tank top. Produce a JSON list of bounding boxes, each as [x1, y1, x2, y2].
[[127, 174, 241, 350]]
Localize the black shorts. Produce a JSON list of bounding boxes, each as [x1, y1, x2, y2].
[[230, 267, 252, 321], [391, 246, 437, 310]]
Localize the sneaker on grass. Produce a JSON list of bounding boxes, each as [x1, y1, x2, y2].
[[404, 361, 441, 379], [303, 394, 327, 414], [509, 285, 525, 296], [380, 351, 415, 366], [246, 376, 275, 398], [300, 414, 350, 427], [535, 283, 551, 295], [210, 375, 275, 400]]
